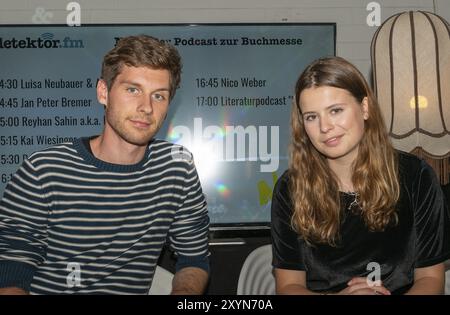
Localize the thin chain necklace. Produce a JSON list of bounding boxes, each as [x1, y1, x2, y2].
[[346, 191, 360, 211], [340, 183, 359, 211]]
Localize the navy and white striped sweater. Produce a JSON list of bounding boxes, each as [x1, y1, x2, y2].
[[0, 138, 209, 294]]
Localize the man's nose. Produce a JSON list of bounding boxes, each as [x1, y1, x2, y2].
[[139, 95, 153, 114]]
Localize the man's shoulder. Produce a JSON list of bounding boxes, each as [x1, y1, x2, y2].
[[149, 138, 181, 150], [148, 139, 195, 167], [149, 139, 192, 157], [27, 140, 79, 163]]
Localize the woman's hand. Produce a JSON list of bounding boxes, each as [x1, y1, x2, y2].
[[336, 277, 391, 295]]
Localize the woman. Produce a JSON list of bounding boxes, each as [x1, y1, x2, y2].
[[271, 56, 450, 295]]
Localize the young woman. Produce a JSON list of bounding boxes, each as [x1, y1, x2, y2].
[[271, 56, 450, 295]]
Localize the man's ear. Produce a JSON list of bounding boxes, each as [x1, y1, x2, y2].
[[362, 97, 369, 120], [97, 79, 109, 107]]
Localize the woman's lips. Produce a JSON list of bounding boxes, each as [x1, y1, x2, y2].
[[323, 135, 343, 147]]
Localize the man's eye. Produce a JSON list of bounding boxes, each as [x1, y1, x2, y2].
[[152, 93, 166, 101], [127, 87, 139, 94]]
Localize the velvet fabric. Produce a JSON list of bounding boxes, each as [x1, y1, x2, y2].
[[271, 151, 450, 294]]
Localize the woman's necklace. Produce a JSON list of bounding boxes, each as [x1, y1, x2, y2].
[[346, 191, 360, 211], [340, 183, 360, 211]]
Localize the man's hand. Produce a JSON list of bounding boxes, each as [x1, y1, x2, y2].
[[0, 287, 29, 295], [171, 267, 208, 295]]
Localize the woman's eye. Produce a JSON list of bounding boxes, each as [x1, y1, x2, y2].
[[331, 107, 343, 114], [304, 115, 316, 121]]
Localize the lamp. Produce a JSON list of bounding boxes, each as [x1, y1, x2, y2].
[[371, 11, 450, 184]]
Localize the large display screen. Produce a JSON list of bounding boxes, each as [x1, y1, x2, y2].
[[0, 24, 335, 225]]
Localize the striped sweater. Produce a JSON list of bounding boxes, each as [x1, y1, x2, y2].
[[0, 138, 209, 294]]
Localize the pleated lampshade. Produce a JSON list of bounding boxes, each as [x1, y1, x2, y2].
[[371, 11, 450, 184]]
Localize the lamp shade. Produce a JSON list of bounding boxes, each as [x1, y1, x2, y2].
[[371, 11, 450, 158]]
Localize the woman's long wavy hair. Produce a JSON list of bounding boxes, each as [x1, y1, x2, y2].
[[289, 56, 399, 246]]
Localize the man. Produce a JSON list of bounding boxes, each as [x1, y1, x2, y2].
[[0, 35, 210, 294]]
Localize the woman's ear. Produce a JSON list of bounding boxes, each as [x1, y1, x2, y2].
[[362, 97, 369, 120]]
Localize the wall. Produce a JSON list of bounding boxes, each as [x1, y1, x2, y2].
[[1, 0, 446, 81], [435, 0, 450, 22]]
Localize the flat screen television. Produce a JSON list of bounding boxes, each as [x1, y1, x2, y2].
[[0, 23, 336, 235]]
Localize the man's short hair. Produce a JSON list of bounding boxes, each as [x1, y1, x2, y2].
[[101, 35, 182, 100]]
